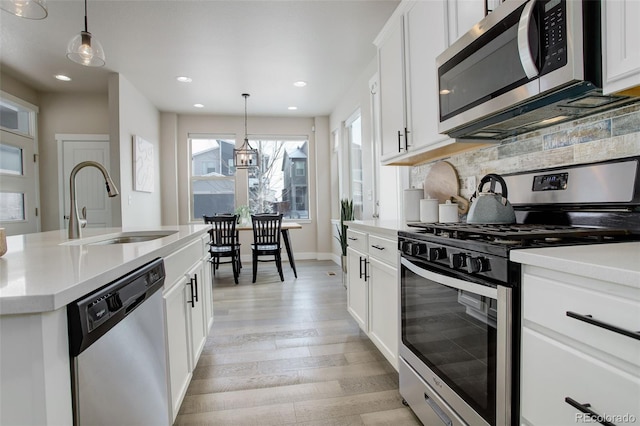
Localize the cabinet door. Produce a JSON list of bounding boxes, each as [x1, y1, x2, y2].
[[164, 279, 190, 421], [368, 257, 399, 370], [347, 247, 368, 332], [405, 0, 450, 151], [521, 328, 640, 425], [186, 262, 207, 369], [447, 0, 485, 45], [603, 0, 640, 94], [378, 14, 407, 161]]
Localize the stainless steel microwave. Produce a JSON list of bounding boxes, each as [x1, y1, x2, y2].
[[437, 0, 636, 141]]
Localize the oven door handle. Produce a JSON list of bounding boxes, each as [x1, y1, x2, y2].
[[401, 257, 497, 299]]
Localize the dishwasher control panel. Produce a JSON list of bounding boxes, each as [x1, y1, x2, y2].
[[67, 258, 166, 356]]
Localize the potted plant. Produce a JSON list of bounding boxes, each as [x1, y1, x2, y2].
[[335, 199, 354, 275], [235, 205, 251, 225]]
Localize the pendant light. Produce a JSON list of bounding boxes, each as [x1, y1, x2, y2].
[[66, 0, 105, 67], [233, 93, 259, 169], [0, 0, 48, 19]]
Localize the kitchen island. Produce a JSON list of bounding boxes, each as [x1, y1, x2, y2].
[[0, 225, 210, 425]]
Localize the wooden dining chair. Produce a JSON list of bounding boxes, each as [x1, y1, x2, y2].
[[203, 214, 241, 285], [250, 213, 284, 283]]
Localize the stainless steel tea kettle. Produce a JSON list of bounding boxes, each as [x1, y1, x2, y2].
[[467, 173, 516, 224]]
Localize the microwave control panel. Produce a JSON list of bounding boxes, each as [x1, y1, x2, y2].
[[539, 0, 567, 76]]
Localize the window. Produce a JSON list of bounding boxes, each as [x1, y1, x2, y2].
[[0, 192, 25, 221], [189, 136, 236, 220], [248, 139, 309, 220], [346, 112, 363, 220]]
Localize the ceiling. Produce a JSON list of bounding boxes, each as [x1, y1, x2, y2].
[[0, 0, 399, 117]]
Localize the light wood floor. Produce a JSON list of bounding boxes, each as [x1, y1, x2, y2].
[[174, 260, 422, 426]]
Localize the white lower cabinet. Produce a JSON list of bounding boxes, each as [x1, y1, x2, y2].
[[520, 266, 640, 426], [368, 257, 398, 368], [163, 237, 212, 422], [347, 245, 368, 332], [164, 276, 191, 419], [346, 226, 399, 370]]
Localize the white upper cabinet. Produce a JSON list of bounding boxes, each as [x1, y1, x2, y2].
[[375, 1, 451, 165], [602, 0, 640, 94], [446, 0, 486, 46]]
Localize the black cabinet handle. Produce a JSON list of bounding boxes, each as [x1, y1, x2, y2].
[[193, 273, 199, 303], [359, 256, 364, 279], [348, 236, 358, 241], [363, 259, 369, 282], [187, 278, 195, 308], [404, 127, 410, 151], [566, 311, 640, 341], [564, 397, 616, 426], [397, 130, 402, 153], [371, 245, 385, 251]]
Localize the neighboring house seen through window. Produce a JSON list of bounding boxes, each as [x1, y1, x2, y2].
[[189, 136, 236, 220], [248, 139, 309, 220]]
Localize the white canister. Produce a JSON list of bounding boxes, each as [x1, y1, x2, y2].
[[420, 198, 439, 223], [404, 188, 423, 222], [439, 200, 459, 223]]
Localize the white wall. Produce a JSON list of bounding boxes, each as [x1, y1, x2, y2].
[[109, 73, 162, 228], [38, 93, 110, 231], [328, 58, 403, 224]]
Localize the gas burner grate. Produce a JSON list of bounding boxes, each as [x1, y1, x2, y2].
[[406, 222, 631, 242]]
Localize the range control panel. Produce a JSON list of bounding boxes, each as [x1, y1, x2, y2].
[[532, 172, 568, 191]]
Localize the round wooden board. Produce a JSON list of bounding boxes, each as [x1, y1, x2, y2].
[[424, 161, 469, 214], [424, 161, 459, 203]]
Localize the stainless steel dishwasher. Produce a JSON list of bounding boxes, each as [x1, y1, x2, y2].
[[67, 258, 170, 426]]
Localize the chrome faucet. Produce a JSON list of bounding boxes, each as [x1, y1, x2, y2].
[[68, 161, 119, 239]]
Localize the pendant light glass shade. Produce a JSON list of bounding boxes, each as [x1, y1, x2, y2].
[[0, 0, 48, 19], [67, 31, 105, 67], [66, 0, 105, 67], [233, 94, 259, 170]]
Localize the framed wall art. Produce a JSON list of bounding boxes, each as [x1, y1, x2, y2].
[[133, 135, 154, 192]]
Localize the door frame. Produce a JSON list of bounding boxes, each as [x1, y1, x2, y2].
[[56, 134, 110, 230]]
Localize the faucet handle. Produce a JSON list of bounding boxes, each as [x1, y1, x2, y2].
[[80, 206, 87, 228]]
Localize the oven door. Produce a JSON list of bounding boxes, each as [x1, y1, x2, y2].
[[400, 256, 512, 426]]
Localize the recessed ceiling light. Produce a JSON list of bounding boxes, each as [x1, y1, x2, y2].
[[194, 103, 204, 108], [293, 81, 307, 87], [177, 76, 192, 83], [288, 106, 298, 111], [55, 74, 72, 81]]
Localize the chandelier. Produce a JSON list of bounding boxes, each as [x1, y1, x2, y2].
[[233, 93, 259, 169]]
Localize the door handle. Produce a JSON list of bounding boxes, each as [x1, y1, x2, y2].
[[187, 278, 195, 308], [193, 273, 199, 303], [517, 0, 539, 79], [424, 393, 453, 426], [566, 311, 640, 341]]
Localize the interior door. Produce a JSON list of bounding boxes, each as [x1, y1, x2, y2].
[[60, 137, 112, 230]]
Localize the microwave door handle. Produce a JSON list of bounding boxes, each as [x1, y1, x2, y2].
[[517, 0, 539, 79]]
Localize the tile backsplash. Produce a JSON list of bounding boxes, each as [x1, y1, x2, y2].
[[412, 102, 640, 199]]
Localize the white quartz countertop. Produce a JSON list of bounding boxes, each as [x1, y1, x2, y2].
[[0, 225, 209, 315], [510, 242, 640, 288], [344, 220, 411, 238]]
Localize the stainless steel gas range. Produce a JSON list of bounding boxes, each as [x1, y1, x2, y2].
[[398, 156, 640, 426]]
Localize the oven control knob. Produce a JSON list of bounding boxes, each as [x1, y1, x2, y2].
[[428, 247, 446, 261], [410, 243, 427, 256], [466, 256, 490, 273], [449, 253, 466, 269]]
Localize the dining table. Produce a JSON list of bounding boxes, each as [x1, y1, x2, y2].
[[236, 221, 302, 278]]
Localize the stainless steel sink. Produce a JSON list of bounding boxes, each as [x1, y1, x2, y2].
[[61, 231, 178, 246]]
